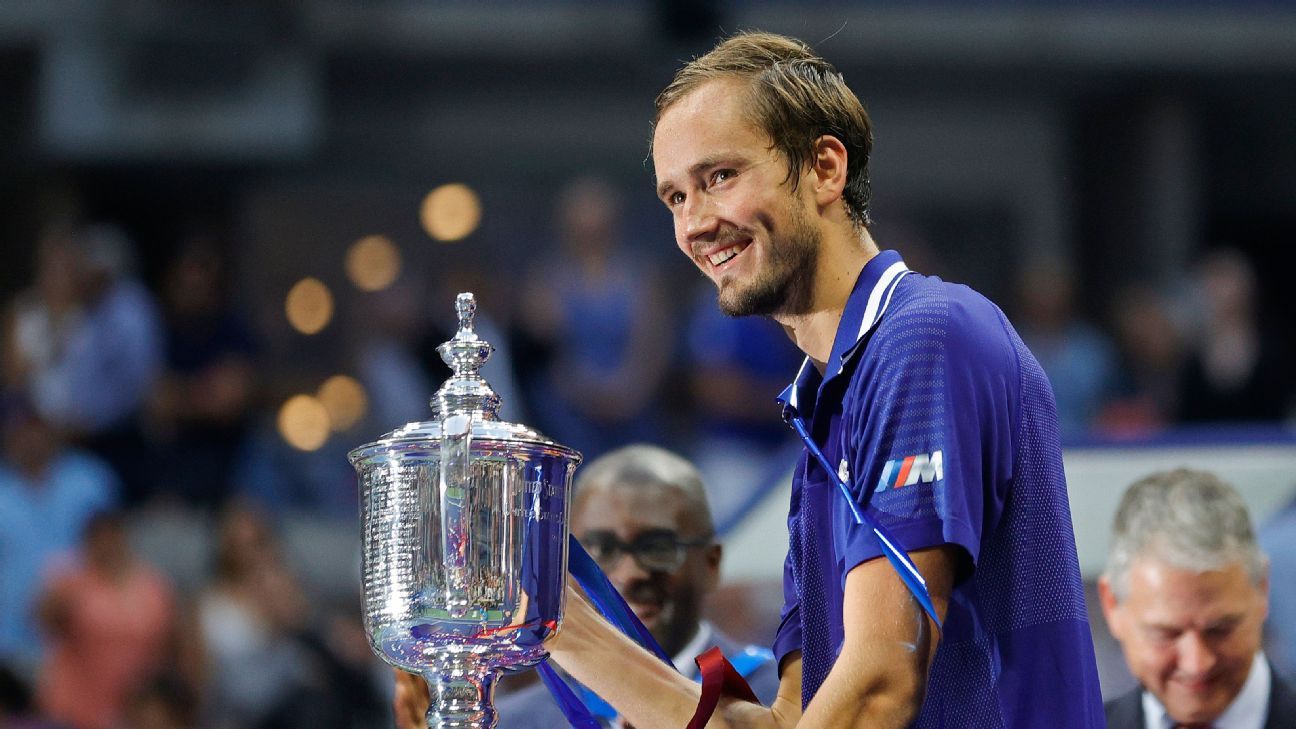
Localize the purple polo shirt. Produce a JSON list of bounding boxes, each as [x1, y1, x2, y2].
[[773, 250, 1103, 726]]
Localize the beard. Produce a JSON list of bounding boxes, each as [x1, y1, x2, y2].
[[715, 202, 820, 318]]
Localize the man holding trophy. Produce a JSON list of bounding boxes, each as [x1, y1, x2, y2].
[[387, 30, 1103, 728]]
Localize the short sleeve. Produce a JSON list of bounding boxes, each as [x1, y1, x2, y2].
[[837, 287, 1019, 585]]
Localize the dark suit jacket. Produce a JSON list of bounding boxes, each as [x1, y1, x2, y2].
[[494, 628, 781, 729], [1104, 661, 1296, 729]]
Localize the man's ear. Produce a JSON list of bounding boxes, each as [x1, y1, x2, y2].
[[1097, 575, 1125, 640], [1259, 557, 1271, 621], [808, 135, 849, 208], [704, 543, 723, 590]]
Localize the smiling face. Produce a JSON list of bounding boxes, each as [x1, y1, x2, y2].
[[653, 77, 822, 318], [572, 482, 720, 657], [1100, 556, 1268, 724]]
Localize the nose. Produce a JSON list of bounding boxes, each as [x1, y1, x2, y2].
[[605, 549, 650, 589], [680, 193, 718, 245], [1177, 631, 1217, 677]]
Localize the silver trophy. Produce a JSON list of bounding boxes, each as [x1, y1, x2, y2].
[[350, 293, 581, 728]]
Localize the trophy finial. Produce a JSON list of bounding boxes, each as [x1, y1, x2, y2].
[[455, 292, 476, 337], [432, 291, 500, 420]]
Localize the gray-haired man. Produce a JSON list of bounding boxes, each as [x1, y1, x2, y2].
[[1099, 468, 1296, 729]]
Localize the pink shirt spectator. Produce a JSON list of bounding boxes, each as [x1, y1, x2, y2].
[[35, 559, 175, 729]]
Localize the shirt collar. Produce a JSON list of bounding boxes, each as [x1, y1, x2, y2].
[[778, 250, 910, 415], [673, 621, 715, 678], [1141, 652, 1271, 729]]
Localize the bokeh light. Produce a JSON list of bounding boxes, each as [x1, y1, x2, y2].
[[420, 183, 482, 242], [318, 374, 368, 432], [345, 235, 402, 292], [285, 277, 333, 335], [277, 395, 331, 451]]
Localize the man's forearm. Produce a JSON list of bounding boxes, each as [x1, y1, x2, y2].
[[794, 644, 926, 729], [549, 586, 785, 729]]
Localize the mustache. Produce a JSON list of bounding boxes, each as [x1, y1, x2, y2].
[[692, 227, 750, 255], [618, 579, 667, 606]]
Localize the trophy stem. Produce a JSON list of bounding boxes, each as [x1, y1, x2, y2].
[[422, 663, 500, 729]]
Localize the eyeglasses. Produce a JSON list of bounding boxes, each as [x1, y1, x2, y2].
[[580, 529, 713, 573]]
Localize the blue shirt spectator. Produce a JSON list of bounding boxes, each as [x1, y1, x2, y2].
[[0, 404, 118, 672]]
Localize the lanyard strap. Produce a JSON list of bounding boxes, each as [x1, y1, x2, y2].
[[785, 410, 943, 632]]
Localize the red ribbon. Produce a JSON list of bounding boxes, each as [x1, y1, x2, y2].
[[685, 646, 760, 729]]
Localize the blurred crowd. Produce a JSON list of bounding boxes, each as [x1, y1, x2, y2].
[[0, 175, 1292, 729], [1013, 250, 1294, 441]]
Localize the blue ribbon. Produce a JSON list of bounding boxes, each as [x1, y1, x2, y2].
[[539, 535, 676, 727], [568, 534, 674, 666], [785, 410, 942, 632], [538, 661, 603, 729]]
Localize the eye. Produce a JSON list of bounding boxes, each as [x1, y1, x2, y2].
[[710, 169, 736, 186], [1204, 621, 1239, 640], [669, 190, 686, 206], [1145, 627, 1179, 645]]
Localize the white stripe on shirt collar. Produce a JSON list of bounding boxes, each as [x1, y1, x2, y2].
[[857, 260, 911, 342], [787, 359, 812, 410], [782, 255, 911, 410]]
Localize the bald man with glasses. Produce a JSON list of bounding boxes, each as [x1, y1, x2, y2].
[[394, 443, 780, 729]]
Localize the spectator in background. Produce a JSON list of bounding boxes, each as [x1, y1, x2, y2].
[[0, 397, 118, 676], [683, 283, 800, 527], [196, 502, 385, 729], [352, 280, 436, 432], [1096, 283, 1183, 436], [229, 399, 359, 519], [146, 232, 257, 509], [1178, 248, 1293, 423], [1099, 468, 1294, 728], [353, 266, 523, 432], [35, 511, 177, 729], [1015, 261, 1118, 440], [516, 177, 671, 459], [3, 223, 81, 400], [5, 223, 163, 504], [196, 502, 312, 728]]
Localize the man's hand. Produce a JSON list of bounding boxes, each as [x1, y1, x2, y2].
[[393, 669, 429, 729]]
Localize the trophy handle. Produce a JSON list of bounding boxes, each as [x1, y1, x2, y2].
[[439, 412, 473, 616]]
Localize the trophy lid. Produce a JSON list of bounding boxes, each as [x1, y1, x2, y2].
[[347, 292, 580, 464]]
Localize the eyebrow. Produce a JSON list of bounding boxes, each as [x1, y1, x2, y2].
[[655, 155, 736, 200]]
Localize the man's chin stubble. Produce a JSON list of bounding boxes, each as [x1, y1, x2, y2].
[[717, 274, 813, 318]]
